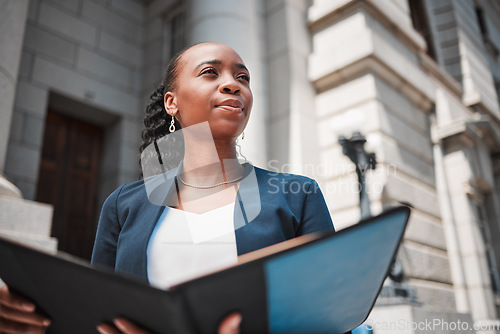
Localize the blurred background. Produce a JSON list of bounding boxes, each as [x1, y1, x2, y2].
[[0, 0, 499, 332]]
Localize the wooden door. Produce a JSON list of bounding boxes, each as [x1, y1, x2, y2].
[[36, 111, 103, 260]]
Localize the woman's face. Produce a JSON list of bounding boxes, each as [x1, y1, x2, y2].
[[164, 43, 253, 141]]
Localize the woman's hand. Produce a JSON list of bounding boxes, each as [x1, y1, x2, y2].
[[97, 312, 242, 334], [217, 313, 241, 334], [97, 318, 149, 334], [0, 284, 51, 333]]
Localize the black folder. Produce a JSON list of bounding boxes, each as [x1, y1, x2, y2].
[[0, 206, 410, 334]]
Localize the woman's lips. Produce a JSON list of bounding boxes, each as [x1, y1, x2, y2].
[[217, 105, 243, 113], [216, 99, 244, 113]]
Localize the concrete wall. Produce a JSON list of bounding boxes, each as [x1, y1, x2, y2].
[[186, 0, 269, 168], [0, 0, 29, 173], [477, 0, 500, 111], [426, 0, 500, 323], [307, 0, 500, 326], [264, 0, 321, 176], [426, 0, 500, 118], [2, 0, 500, 329], [308, 1, 452, 311], [4, 0, 145, 205]]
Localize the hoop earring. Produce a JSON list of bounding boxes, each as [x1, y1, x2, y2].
[[169, 115, 176, 133]]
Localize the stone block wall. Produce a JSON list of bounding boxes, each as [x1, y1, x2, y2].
[[2, 0, 500, 329], [0, 196, 56, 252], [0, 0, 29, 173], [307, 0, 470, 319], [426, 0, 500, 117], [5, 0, 146, 204]]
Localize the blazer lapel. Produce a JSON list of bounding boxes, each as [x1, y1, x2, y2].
[[138, 166, 181, 281], [234, 163, 262, 254]]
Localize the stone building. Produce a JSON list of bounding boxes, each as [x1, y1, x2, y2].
[[0, 0, 499, 332]]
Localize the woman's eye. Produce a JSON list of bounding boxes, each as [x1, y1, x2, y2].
[[201, 68, 217, 75], [238, 74, 250, 82]]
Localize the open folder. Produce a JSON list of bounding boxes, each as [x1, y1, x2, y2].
[[0, 206, 410, 334]]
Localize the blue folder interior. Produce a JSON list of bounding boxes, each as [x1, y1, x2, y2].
[[265, 209, 409, 334]]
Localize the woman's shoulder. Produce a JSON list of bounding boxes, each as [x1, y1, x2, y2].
[[105, 168, 177, 204], [116, 178, 147, 195], [102, 179, 147, 209]]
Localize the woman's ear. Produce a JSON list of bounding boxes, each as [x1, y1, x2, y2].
[[164, 92, 178, 116]]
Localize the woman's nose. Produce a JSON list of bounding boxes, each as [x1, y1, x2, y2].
[[219, 76, 240, 94]]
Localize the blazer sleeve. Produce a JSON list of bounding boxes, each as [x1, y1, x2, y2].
[[91, 185, 124, 269], [295, 179, 335, 236]]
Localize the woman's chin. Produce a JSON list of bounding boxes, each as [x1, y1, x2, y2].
[[210, 129, 243, 141]]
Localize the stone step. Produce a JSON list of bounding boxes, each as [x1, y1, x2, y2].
[[0, 230, 58, 253], [0, 196, 53, 237]]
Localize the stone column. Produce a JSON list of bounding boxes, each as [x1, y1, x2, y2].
[[441, 134, 498, 321], [0, 0, 29, 173], [186, 0, 268, 168]]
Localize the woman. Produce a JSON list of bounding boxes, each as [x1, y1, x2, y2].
[[0, 42, 334, 333]]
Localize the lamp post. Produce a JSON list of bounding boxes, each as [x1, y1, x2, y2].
[[338, 131, 376, 220], [339, 131, 413, 301]]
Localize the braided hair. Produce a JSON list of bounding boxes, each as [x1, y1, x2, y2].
[[139, 50, 186, 178]]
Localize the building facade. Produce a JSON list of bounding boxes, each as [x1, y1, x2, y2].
[[1, 0, 499, 332]]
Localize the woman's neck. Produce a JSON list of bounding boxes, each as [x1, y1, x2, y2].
[[180, 124, 244, 186]]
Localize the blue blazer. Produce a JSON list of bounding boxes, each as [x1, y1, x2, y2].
[[91, 163, 334, 282]]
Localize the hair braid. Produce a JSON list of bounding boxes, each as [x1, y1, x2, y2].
[[140, 83, 167, 153], [139, 49, 187, 178]]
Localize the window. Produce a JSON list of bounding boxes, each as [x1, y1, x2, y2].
[[475, 6, 487, 36], [475, 5, 499, 58], [409, 0, 436, 60]]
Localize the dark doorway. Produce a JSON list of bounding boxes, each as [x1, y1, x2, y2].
[[36, 111, 103, 260]]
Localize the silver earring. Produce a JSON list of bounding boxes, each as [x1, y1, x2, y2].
[[169, 115, 176, 133], [241, 131, 245, 140]]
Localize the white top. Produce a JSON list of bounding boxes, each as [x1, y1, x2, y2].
[[147, 202, 238, 289]]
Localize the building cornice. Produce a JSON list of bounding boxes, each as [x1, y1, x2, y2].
[[419, 52, 463, 99], [308, 0, 426, 54], [437, 115, 500, 153], [437, 118, 482, 148], [311, 53, 433, 111], [472, 115, 500, 152]]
